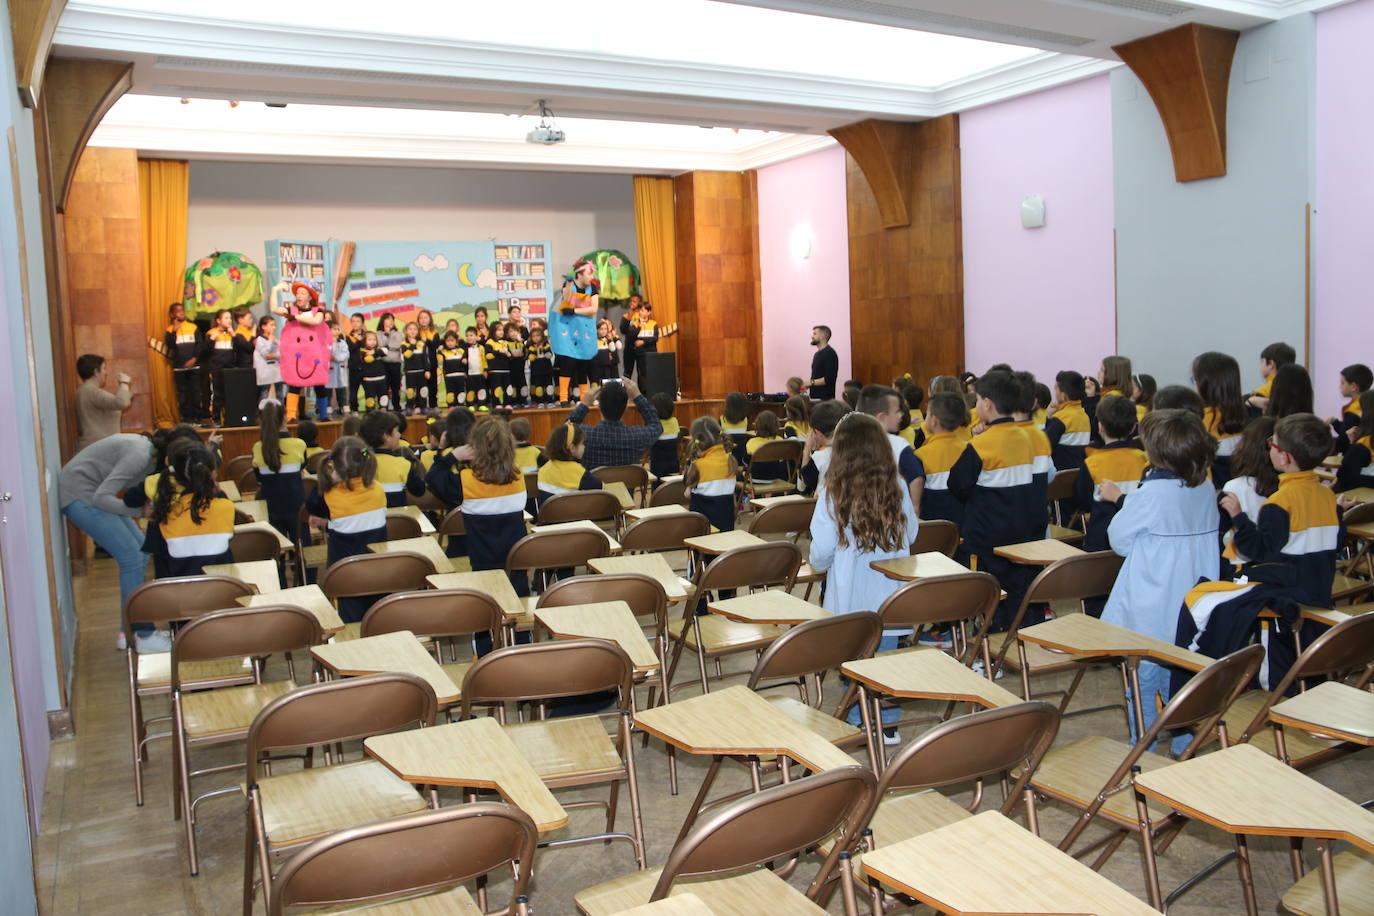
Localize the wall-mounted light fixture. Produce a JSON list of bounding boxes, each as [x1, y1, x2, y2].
[[1021, 195, 1046, 229], [791, 223, 813, 261]]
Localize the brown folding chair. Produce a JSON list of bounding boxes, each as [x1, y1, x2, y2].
[[360, 588, 506, 699], [222, 453, 254, 484], [460, 639, 647, 868], [664, 540, 803, 694], [744, 439, 803, 499], [304, 450, 327, 474], [987, 550, 1127, 727], [1028, 645, 1264, 906], [574, 765, 878, 916], [537, 489, 623, 533], [1044, 466, 1079, 528], [648, 477, 689, 508], [267, 803, 537, 916], [747, 497, 820, 600], [406, 487, 447, 513], [318, 552, 435, 637], [911, 519, 960, 557], [123, 575, 256, 805], [229, 528, 283, 564], [619, 511, 711, 556], [384, 513, 423, 541], [243, 673, 437, 913], [236, 466, 261, 499], [878, 571, 1002, 671], [170, 605, 324, 875], [438, 505, 466, 556], [593, 464, 651, 505], [507, 528, 612, 608]]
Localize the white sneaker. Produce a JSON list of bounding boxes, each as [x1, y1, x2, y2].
[[134, 630, 173, 654], [882, 727, 902, 747], [971, 660, 1006, 680], [114, 631, 127, 651]]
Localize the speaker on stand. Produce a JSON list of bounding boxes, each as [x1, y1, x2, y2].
[[221, 367, 258, 428], [639, 352, 677, 402]]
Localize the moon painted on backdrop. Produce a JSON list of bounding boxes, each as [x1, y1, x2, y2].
[[457, 263, 474, 286]]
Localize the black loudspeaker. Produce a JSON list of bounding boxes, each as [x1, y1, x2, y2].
[[222, 367, 258, 428], [640, 351, 677, 401]]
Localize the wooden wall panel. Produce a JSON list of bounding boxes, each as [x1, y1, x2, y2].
[[843, 114, 964, 387], [62, 146, 151, 430], [673, 170, 762, 398]]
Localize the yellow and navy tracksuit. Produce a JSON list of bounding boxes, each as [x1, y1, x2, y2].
[[438, 346, 467, 407], [898, 410, 925, 448], [126, 473, 180, 577], [688, 444, 737, 531], [1336, 435, 1374, 492], [359, 346, 389, 409], [253, 436, 307, 540], [1332, 395, 1363, 454], [1225, 470, 1341, 608], [514, 443, 542, 475], [1018, 420, 1055, 534], [485, 337, 509, 405], [651, 416, 681, 479], [374, 449, 426, 508], [1203, 406, 1244, 485], [721, 417, 750, 460], [1252, 376, 1274, 400], [914, 430, 981, 528], [1073, 441, 1149, 551], [305, 478, 388, 622], [967, 419, 1040, 629], [784, 420, 811, 440], [536, 458, 603, 508], [402, 340, 432, 409], [1032, 407, 1046, 429], [1044, 400, 1091, 470], [160, 492, 235, 578], [745, 435, 789, 484], [527, 340, 554, 406], [166, 319, 204, 421]]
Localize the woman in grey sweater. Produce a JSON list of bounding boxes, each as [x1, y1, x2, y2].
[[376, 312, 404, 413]]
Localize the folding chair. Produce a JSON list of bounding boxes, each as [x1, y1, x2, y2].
[[460, 640, 648, 868], [1045, 466, 1080, 531], [648, 478, 689, 508], [574, 765, 878, 916], [593, 464, 651, 506], [438, 505, 466, 556], [878, 571, 1001, 671], [318, 552, 435, 636], [911, 519, 959, 557], [170, 605, 323, 874], [537, 490, 624, 534], [304, 450, 327, 475], [360, 588, 506, 706], [243, 673, 437, 913], [384, 513, 423, 541], [748, 497, 822, 599], [236, 466, 261, 499], [506, 527, 612, 626], [744, 439, 803, 500], [619, 511, 710, 556], [664, 540, 803, 693], [230, 528, 283, 564], [221, 453, 254, 485], [267, 803, 537, 916], [123, 575, 256, 805]]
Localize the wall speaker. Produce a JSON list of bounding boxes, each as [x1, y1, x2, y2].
[[640, 352, 677, 403]]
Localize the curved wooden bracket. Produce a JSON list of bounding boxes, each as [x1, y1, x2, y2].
[[9, 0, 68, 108], [40, 58, 134, 213], [1113, 23, 1239, 183], [828, 119, 913, 229]]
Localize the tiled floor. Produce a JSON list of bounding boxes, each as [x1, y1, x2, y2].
[[36, 549, 1372, 914]]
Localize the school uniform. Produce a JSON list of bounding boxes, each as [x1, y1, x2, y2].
[[159, 492, 236, 578], [1331, 395, 1363, 455], [233, 325, 255, 368], [885, 433, 926, 502], [721, 418, 750, 465], [1336, 435, 1374, 491], [634, 319, 659, 357], [687, 444, 737, 532], [1219, 476, 1267, 575], [1044, 399, 1091, 470], [166, 318, 205, 422], [125, 473, 175, 578], [358, 346, 390, 410], [1073, 441, 1149, 552], [202, 327, 238, 423], [375, 449, 426, 508], [437, 345, 467, 407], [418, 328, 441, 410], [1203, 407, 1244, 485], [513, 444, 541, 476], [536, 458, 603, 507], [506, 338, 529, 405], [592, 337, 621, 386], [485, 337, 510, 407], [527, 339, 554, 405], [745, 435, 789, 485], [305, 478, 388, 622], [427, 454, 527, 591], [252, 436, 307, 542], [915, 430, 981, 529], [401, 340, 432, 411], [345, 330, 365, 412], [1018, 420, 1055, 535], [650, 417, 681, 480], [783, 421, 811, 441], [966, 418, 1040, 630], [465, 340, 489, 408], [798, 445, 831, 496], [618, 314, 639, 380]]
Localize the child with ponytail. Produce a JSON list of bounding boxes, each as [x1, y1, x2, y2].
[[305, 436, 387, 622], [536, 422, 603, 508], [150, 439, 235, 578], [684, 416, 739, 532], [252, 401, 307, 543]]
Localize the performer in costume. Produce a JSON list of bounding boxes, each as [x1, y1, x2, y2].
[[269, 280, 331, 420], [551, 258, 599, 404]]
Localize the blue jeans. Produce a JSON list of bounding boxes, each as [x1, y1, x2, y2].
[[258, 383, 284, 403], [1128, 659, 1191, 755], [846, 632, 902, 727], [62, 500, 150, 635]]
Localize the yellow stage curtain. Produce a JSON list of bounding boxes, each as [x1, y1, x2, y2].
[[137, 158, 188, 427], [632, 175, 677, 353]]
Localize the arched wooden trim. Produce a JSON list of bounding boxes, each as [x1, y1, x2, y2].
[[1113, 24, 1239, 183], [8, 0, 68, 108], [828, 119, 913, 229], [40, 58, 133, 213]]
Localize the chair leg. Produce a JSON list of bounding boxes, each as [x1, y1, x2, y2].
[[621, 712, 647, 868], [242, 804, 258, 915], [691, 617, 711, 694], [604, 778, 621, 847], [130, 684, 146, 805], [1232, 834, 1260, 916]]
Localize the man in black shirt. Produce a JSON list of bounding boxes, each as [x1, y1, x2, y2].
[[809, 325, 839, 400]]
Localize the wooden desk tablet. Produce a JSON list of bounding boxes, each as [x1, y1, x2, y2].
[[389, 504, 436, 534], [234, 499, 269, 523], [634, 685, 855, 774], [681, 530, 765, 556], [1268, 681, 1374, 746], [236, 585, 343, 634], [232, 520, 293, 550], [532, 519, 623, 552], [364, 717, 567, 832], [1300, 601, 1374, 628], [860, 811, 1158, 916], [992, 538, 1085, 565], [203, 559, 282, 595], [311, 630, 461, 705], [871, 551, 970, 582], [366, 536, 452, 573], [707, 590, 830, 625], [1323, 454, 1344, 469], [587, 553, 694, 601], [604, 480, 636, 509], [842, 649, 1023, 709], [427, 570, 526, 619], [1339, 487, 1374, 504], [605, 894, 717, 916], [217, 479, 242, 502], [534, 601, 659, 672], [623, 504, 693, 522], [748, 494, 812, 511], [1017, 614, 1209, 673]]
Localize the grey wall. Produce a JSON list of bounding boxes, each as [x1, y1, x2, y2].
[[1113, 14, 1315, 391]]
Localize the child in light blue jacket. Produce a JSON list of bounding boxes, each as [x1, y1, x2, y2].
[[327, 320, 351, 417]]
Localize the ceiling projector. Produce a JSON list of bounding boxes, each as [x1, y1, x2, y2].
[[526, 126, 565, 145]]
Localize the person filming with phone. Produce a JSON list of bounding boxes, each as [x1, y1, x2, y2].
[[564, 379, 662, 469]]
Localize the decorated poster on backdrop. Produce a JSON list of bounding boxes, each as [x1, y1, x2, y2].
[[324, 240, 504, 333]]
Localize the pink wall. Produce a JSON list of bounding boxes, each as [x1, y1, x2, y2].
[[961, 74, 1116, 388], [1314, 0, 1374, 418], [757, 145, 851, 392]]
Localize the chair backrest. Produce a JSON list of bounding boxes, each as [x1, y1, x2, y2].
[[748, 612, 882, 688], [749, 439, 803, 474], [267, 802, 537, 916], [229, 528, 282, 563], [304, 450, 328, 474], [648, 478, 689, 507], [524, 471, 540, 500], [407, 489, 446, 513], [592, 464, 649, 491], [123, 575, 255, 631], [361, 589, 504, 642], [649, 765, 877, 902], [619, 512, 711, 553], [171, 605, 322, 688], [233, 507, 255, 526], [385, 514, 423, 541], [459, 639, 634, 717], [879, 702, 1061, 805], [505, 529, 610, 575], [912, 519, 960, 558], [695, 540, 803, 596], [221, 453, 253, 483], [993, 551, 1124, 656], [301, 476, 317, 501], [876, 572, 1001, 631], [1239, 612, 1374, 739], [438, 506, 466, 537], [318, 552, 434, 601], [537, 573, 669, 634], [246, 673, 437, 779], [747, 499, 816, 538], [536, 490, 622, 526], [1339, 499, 1374, 529], [236, 466, 261, 496], [1153, 644, 1265, 755], [1044, 467, 1078, 504]]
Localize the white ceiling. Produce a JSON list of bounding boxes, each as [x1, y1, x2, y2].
[[66, 0, 1349, 173]]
